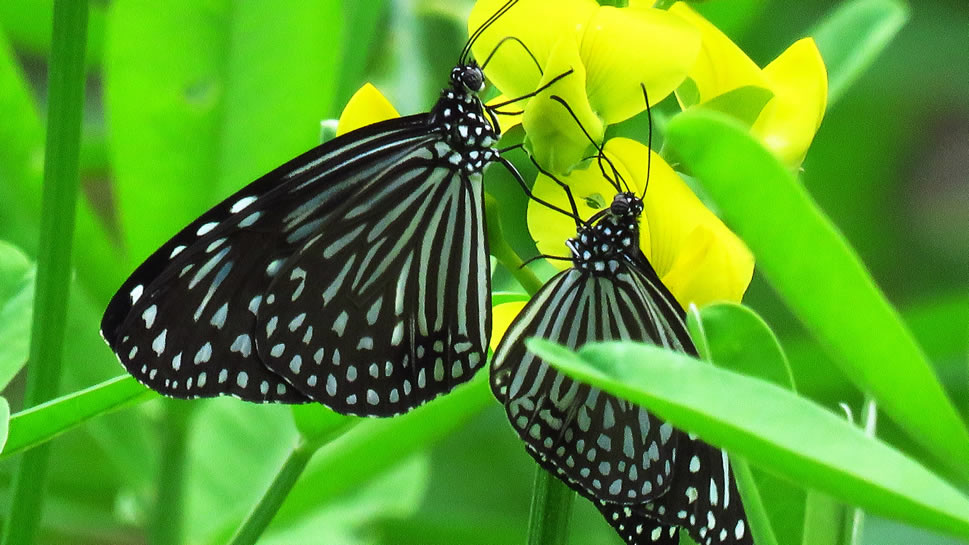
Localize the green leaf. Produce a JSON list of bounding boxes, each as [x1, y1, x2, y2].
[[0, 24, 121, 305], [0, 375, 153, 459], [290, 404, 353, 444], [664, 110, 969, 481], [0, 0, 106, 69], [0, 241, 33, 390], [690, 303, 795, 391], [528, 338, 969, 540], [492, 291, 530, 307], [104, 0, 345, 262], [0, 397, 10, 452], [695, 85, 775, 128], [810, 0, 910, 104], [687, 303, 785, 545], [273, 374, 493, 527]]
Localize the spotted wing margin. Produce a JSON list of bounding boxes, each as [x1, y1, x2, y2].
[[490, 257, 693, 504], [255, 146, 491, 416], [592, 501, 680, 545], [600, 435, 752, 545], [100, 114, 439, 403]]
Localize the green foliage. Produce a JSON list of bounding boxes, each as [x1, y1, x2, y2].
[[0, 0, 966, 544], [529, 338, 969, 540]]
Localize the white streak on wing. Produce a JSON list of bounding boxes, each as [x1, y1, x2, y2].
[[470, 174, 488, 345], [321, 255, 356, 306], [457, 181, 473, 337], [505, 273, 578, 398], [431, 185, 459, 332], [323, 224, 366, 259], [365, 177, 434, 244], [343, 160, 427, 221], [189, 246, 230, 290], [358, 169, 444, 293], [194, 261, 233, 322], [395, 254, 414, 316], [350, 237, 388, 292]]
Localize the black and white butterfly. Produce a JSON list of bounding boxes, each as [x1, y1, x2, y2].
[[100, 0, 544, 417], [490, 95, 752, 544]]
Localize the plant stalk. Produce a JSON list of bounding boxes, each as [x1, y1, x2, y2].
[[1, 2, 88, 544], [486, 193, 575, 544]]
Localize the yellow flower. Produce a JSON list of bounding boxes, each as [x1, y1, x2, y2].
[[468, 0, 700, 173], [526, 137, 754, 309], [670, 2, 827, 166], [336, 83, 400, 136], [491, 300, 528, 352]]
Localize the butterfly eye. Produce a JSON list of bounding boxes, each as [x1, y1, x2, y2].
[[462, 66, 485, 92]]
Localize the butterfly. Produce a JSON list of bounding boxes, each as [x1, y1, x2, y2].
[[490, 94, 752, 544], [100, 0, 543, 417]]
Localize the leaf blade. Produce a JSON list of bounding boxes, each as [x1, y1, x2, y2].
[[529, 338, 969, 540], [664, 110, 969, 481]]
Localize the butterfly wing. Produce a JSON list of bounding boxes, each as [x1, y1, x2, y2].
[[100, 115, 439, 403], [254, 146, 491, 416], [598, 433, 752, 545], [491, 257, 692, 504], [592, 501, 680, 545]]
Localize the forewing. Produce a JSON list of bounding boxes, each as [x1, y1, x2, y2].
[[100, 116, 437, 403], [255, 151, 491, 416], [491, 261, 692, 504]]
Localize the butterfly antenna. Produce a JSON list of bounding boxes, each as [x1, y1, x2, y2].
[[496, 147, 579, 222], [641, 83, 653, 197], [522, 253, 572, 267], [461, 0, 519, 65], [528, 155, 582, 228], [481, 35, 542, 76], [547, 94, 630, 194], [488, 69, 573, 109]]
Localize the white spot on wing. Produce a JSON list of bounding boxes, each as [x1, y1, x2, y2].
[[197, 222, 218, 236], [230, 195, 257, 213]]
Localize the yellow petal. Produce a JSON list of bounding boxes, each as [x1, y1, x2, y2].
[[486, 94, 523, 133], [661, 223, 754, 307], [527, 137, 652, 270], [526, 164, 608, 270], [751, 37, 828, 166], [580, 6, 700, 124], [468, 0, 597, 100], [522, 36, 604, 174], [491, 301, 528, 351], [670, 2, 765, 107], [336, 83, 400, 136], [603, 138, 754, 306]]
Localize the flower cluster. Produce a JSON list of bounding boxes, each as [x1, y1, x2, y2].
[[336, 0, 827, 346]]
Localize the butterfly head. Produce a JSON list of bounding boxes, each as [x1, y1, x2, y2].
[[609, 191, 643, 219], [568, 193, 642, 275], [451, 62, 486, 94]]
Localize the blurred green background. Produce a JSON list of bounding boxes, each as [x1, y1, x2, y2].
[[0, 0, 966, 543]]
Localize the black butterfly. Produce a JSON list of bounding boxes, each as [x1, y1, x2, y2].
[[490, 94, 753, 544], [100, 0, 544, 417]]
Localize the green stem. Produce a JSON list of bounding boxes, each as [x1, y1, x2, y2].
[[149, 402, 193, 545], [1, 2, 88, 545], [845, 398, 876, 545], [732, 459, 780, 545], [227, 441, 318, 545], [484, 194, 575, 543], [484, 194, 544, 295], [652, 0, 676, 9], [526, 468, 575, 545], [227, 421, 356, 545]]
